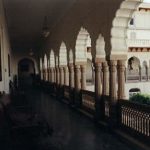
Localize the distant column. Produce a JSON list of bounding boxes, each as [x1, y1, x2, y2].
[[59, 67, 64, 86], [64, 66, 69, 86], [81, 64, 86, 90], [139, 66, 142, 81], [69, 64, 74, 88], [56, 67, 60, 85], [75, 65, 81, 90]]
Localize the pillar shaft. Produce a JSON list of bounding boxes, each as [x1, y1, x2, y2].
[[54, 67, 57, 83], [95, 63, 102, 97], [50, 68, 52, 82], [56, 67, 60, 85], [102, 61, 109, 96], [59, 67, 64, 86], [81, 65, 86, 90], [64, 67, 69, 86], [117, 60, 126, 100], [94, 62, 102, 120], [40, 69, 43, 80], [69, 65, 74, 88], [109, 60, 117, 103], [75, 65, 81, 90]]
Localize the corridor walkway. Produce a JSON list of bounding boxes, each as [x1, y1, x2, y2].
[[20, 89, 138, 150], [1, 88, 142, 150]]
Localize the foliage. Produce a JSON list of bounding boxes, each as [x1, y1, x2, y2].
[[129, 93, 150, 105]]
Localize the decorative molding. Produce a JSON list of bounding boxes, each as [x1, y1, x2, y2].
[[128, 47, 150, 52]]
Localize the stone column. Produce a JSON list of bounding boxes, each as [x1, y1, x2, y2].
[[94, 62, 102, 120], [43, 69, 45, 81], [80, 65, 86, 90], [117, 60, 126, 100], [109, 60, 117, 127], [139, 65, 142, 81], [56, 67, 60, 85], [59, 67, 64, 86], [102, 61, 109, 96], [109, 60, 117, 103], [40, 69, 43, 80], [47, 67, 51, 82], [69, 64, 74, 88], [64, 66, 69, 86], [53, 68, 56, 83], [75, 65, 81, 90], [46, 68, 48, 81], [74, 65, 81, 106], [49, 68, 52, 82]]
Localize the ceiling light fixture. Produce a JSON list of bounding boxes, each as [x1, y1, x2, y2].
[[42, 16, 50, 38], [29, 49, 34, 56]]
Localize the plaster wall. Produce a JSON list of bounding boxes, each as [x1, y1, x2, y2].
[[0, 0, 13, 93]]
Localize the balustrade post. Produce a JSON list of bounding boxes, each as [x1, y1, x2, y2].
[[74, 65, 81, 106], [117, 60, 126, 100], [81, 64, 86, 90], [94, 62, 102, 121]]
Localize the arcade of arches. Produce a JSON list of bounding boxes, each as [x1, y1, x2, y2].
[[1, 0, 150, 148]]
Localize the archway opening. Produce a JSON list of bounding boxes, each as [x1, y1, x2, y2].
[[127, 56, 140, 81], [18, 58, 35, 88], [75, 27, 94, 91]]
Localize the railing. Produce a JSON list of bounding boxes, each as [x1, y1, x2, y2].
[[81, 90, 95, 113], [118, 100, 150, 143], [126, 68, 150, 82], [40, 80, 150, 145]]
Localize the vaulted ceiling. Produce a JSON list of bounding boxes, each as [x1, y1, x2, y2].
[[3, 0, 125, 52], [4, 0, 76, 50]]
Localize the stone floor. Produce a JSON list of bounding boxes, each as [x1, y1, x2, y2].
[[0, 88, 140, 150]]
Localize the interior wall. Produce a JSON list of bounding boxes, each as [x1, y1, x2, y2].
[[0, 0, 13, 93]]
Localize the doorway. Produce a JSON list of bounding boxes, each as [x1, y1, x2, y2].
[[18, 58, 35, 88]]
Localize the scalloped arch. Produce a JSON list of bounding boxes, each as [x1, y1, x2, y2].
[[75, 27, 91, 62], [111, 0, 141, 55], [50, 50, 55, 67], [96, 34, 105, 59], [59, 42, 67, 66]]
